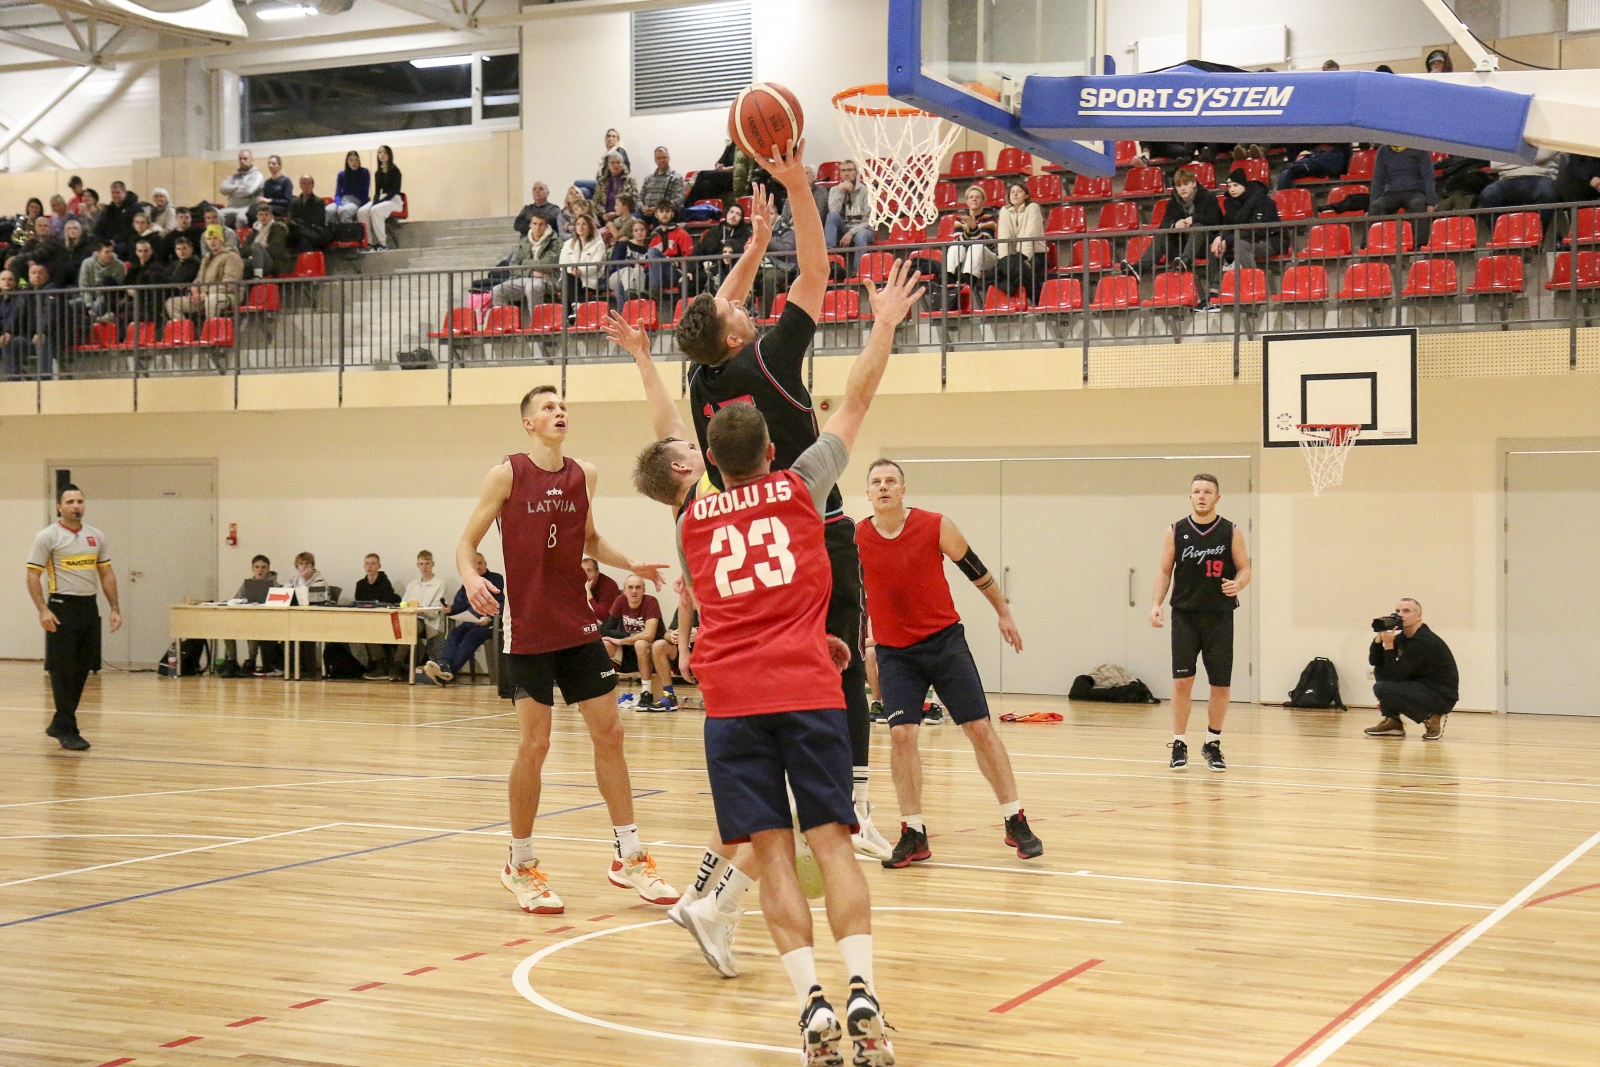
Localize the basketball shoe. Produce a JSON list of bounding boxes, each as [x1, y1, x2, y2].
[[422, 661, 452, 686], [1168, 739, 1188, 770], [1003, 811, 1044, 859], [883, 823, 930, 869], [845, 978, 895, 1066], [501, 852, 563, 914], [681, 895, 740, 978], [616, 691, 638, 710], [852, 801, 893, 860], [799, 986, 845, 1066], [608, 850, 680, 905], [1201, 740, 1226, 771]]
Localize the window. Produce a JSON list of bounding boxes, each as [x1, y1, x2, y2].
[[632, 0, 753, 114], [241, 52, 519, 142]]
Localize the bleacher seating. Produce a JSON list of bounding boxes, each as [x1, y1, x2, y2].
[[1274, 264, 1330, 303], [1400, 258, 1459, 297], [1088, 273, 1140, 310], [1487, 212, 1544, 250], [1361, 219, 1416, 257], [1065, 176, 1114, 203], [1217, 268, 1268, 305], [1091, 202, 1140, 234], [1272, 188, 1314, 220], [1122, 167, 1164, 198], [943, 150, 986, 180], [992, 147, 1032, 176], [1546, 250, 1600, 290], [1045, 205, 1087, 235], [1144, 271, 1199, 308], [1423, 215, 1476, 253], [1465, 255, 1525, 295], [973, 177, 1006, 205], [1036, 278, 1083, 311], [1027, 174, 1064, 204], [1338, 261, 1394, 299]]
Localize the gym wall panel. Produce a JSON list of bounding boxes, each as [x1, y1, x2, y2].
[[946, 349, 1084, 393], [342, 368, 449, 409], [39, 378, 133, 416], [0, 381, 37, 416], [810, 351, 942, 398], [237, 371, 339, 411], [136, 375, 234, 414], [452, 366, 573, 408]]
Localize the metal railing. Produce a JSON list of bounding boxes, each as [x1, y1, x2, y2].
[[2, 199, 1595, 393]]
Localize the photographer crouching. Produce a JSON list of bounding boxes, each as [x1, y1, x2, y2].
[[1363, 598, 1458, 741]]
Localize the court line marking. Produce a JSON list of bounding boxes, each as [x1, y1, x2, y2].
[[0, 825, 338, 889], [1523, 880, 1600, 908], [512, 906, 1112, 1055], [989, 959, 1104, 1013], [0, 774, 514, 810], [1291, 826, 1600, 1067], [417, 711, 520, 727], [0, 833, 245, 841]]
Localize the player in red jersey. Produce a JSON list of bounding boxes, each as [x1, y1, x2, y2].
[[455, 384, 678, 916], [675, 260, 921, 1066], [856, 460, 1043, 869]]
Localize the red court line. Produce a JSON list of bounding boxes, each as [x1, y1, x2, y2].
[[159, 1036, 202, 1048], [1271, 926, 1466, 1067], [349, 982, 384, 991], [1523, 881, 1600, 908], [404, 967, 437, 976], [628, 902, 656, 910], [989, 959, 1103, 1013], [544, 925, 573, 934], [290, 998, 327, 1009], [503, 938, 531, 946], [225, 1017, 266, 1028], [586, 914, 613, 922], [455, 952, 486, 960], [96, 1059, 135, 1066]]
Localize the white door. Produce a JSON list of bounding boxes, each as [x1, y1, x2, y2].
[[48, 462, 217, 666], [1506, 450, 1600, 715]]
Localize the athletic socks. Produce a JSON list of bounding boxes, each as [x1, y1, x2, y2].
[[640, 681, 652, 697], [712, 863, 755, 918], [613, 823, 641, 861], [852, 768, 870, 805], [1174, 734, 1187, 746], [999, 799, 1021, 820], [1207, 728, 1222, 743], [904, 815, 925, 833], [837, 933, 875, 990], [683, 849, 725, 905], [510, 836, 535, 868], [781, 946, 820, 1011]]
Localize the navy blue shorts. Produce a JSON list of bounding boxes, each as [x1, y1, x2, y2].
[[703, 709, 857, 844], [877, 622, 990, 728]]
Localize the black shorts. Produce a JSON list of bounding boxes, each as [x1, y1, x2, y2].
[[614, 642, 642, 675], [878, 622, 990, 728], [499, 640, 617, 706], [704, 708, 857, 844], [44, 594, 100, 677], [1171, 609, 1234, 687], [824, 517, 863, 655]]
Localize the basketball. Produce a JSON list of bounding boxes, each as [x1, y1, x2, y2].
[[728, 82, 804, 161], [794, 830, 826, 900]]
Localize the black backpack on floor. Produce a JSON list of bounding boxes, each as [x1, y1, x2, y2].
[[1288, 657, 1346, 710]]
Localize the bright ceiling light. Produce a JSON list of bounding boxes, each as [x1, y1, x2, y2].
[[411, 54, 473, 68], [255, 3, 314, 19]]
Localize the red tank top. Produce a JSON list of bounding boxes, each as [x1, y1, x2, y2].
[[855, 508, 961, 649], [680, 469, 842, 717], [499, 454, 601, 655]]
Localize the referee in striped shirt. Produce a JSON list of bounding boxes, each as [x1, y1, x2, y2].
[[26, 484, 121, 751]]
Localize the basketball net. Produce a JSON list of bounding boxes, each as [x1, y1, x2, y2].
[[1297, 424, 1360, 495], [832, 83, 963, 231]]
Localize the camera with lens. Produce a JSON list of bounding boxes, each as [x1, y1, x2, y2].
[[1371, 613, 1404, 632]]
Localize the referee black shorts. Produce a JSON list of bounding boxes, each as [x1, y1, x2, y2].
[[1170, 608, 1234, 687]]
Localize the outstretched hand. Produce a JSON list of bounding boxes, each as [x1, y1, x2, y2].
[[600, 309, 652, 362], [762, 138, 807, 190], [630, 560, 670, 590], [864, 257, 927, 328], [750, 182, 779, 233]]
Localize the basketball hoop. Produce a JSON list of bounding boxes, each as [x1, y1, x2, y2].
[[832, 83, 964, 230], [1297, 424, 1361, 494]]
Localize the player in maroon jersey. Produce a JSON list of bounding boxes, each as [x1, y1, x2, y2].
[[454, 384, 678, 916], [856, 459, 1043, 869], [674, 261, 921, 1067]]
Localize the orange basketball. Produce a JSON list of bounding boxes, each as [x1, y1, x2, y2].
[[728, 83, 804, 162]]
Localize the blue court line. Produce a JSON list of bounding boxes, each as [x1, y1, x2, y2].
[[0, 790, 663, 930]]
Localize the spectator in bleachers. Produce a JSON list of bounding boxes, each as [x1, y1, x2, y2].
[[4, 217, 51, 276], [583, 557, 621, 624], [825, 160, 875, 253], [592, 152, 639, 229], [595, 127, 630, 183], [559, 184, 594, 241], [201, 206, 241, 252], [161, 207, 201, 262], [1322, 59, 1341, 71], [1368, 145, 1436, 216], [356, 145, 404, 251], [492, 213, 562, 312], [11, 262, 61, 378], [1426, 49, 1452, 74], [165, 236, 201, 297], [995, 181, 1046, 304], [220, 149, 265, 228], [639, 146, 685, 217], [1123, 166, 1221, 282], [645, 200, 694, 294], [559, 214, 606, 309], [1556, 153, 1600, 203], [97, 182, 142, 258], [695, 201, 751, 292], [1276, 142, 1353, 190], [0, 269, 25, 379], [1478, 150, 1559, 228], [65, 176, 86, 217], [607, 217, 652, 307], [146, 189, 177, 234], [288, 176, 330, 254], [47, 195, 72, 237], [76, 241, 126, 322], [601, 575, 661, 702], [332, 150, 370, 224], [603, 193, 641, 247], [514, 182, 560, 236], [757, 213, 798, 319], [126, 239, 166, 322], [54, 219, 91, 288], [258, 155, 293, 216], [944, 184, 997, 297], [1208, 167, 1281, 306], [687, 139, 738, 207], [732, 146, 778, 209], [129, 213, 160, 261], [420, 552, 503, 687], [12, 198, 44, 241], [244, 207, 292, 278], [164, 226, 242, 321], [77, 189, 102, 231]]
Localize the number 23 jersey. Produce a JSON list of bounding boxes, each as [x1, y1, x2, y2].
[[679, 467, 843, 718]]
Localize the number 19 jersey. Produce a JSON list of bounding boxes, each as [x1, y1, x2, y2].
[[680, 469, 842, 718]]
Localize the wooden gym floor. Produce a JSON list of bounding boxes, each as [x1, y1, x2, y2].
[[2, 660, 1597, 1067]]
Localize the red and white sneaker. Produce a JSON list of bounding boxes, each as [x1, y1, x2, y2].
[[608, 850, 680, 905], [501, 854, 564, 914]]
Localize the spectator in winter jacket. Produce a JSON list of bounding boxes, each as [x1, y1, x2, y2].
[[1209, 168, 1280, 299], [559, 214, 606, 306], [1124, 166, 1223, 283], [639, 146, 686, 217], [332, 151, 371, 224], [607, 217, 653, 306], [592, 152, 639, 226], [9, 261, 63, 377], [161, 207, 203, 262], [1277, 143, 1353, 190], [96, 182, 142, 258], [164, 226, 242, 320], [244, 209, 293, 277], [694, 201, 751, 292], [53, 219, 92, 288], [1368, 145, 1436, 216], [492, 213, 563, 312], [288, 176, 330, 254], [514, 182, 561, 236], [1479, 150, 1559, 229], [201, 206, 240, 252], [1555, 153, 1600, 204], [125, 239, 167, 322], [645, 201, 694, 293], [220, 149, 265, 228]]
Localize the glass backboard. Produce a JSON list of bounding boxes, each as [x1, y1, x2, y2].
[[917, 0, 1098, 113]]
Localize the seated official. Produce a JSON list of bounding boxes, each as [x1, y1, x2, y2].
[[647, 577, 696, 713], [421, 553, 504, 686], [354, 552, 403, 681], [601, 575, 661, 709], [401, 549, 450, 680], [1364, 598, 1458, 740], [220, 554, 283, 677], [583, 556, 622, 624]]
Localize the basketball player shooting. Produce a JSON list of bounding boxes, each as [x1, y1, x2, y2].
[[1149, 474, 1251, 772], [674, 137, 892, 860], [455, 385, 679, 915], [856, 459, 1043, 868], [676, 259, 922, 1066]]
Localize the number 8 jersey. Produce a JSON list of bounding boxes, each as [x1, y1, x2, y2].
[[679, 466, 843, 718]]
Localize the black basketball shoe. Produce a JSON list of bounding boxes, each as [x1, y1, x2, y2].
[[1168, 739, 1188, 770], [1003, 811, 1044, 859], [883, 824, 930, 869], [845, 978, 895, 1067], [1201, 740, 1226, 771], [799, 985, 844, 1066]]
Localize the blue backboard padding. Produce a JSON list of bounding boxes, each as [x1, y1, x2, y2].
[[1021, 68, 1534, 161]]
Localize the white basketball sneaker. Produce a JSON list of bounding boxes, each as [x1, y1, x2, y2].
[[845, 978, 895, 1066], [852, 801, 893, 860], [500, 852, 564, 914], [681, 895, 740, 978], [607, 850, 680, 905]]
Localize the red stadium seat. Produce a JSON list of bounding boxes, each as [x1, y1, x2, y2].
[[1361, 219, 1415, 257], [1326, 184, 1370, 209], [1091, 201, 1140, 234], [428, 307, 478, 338], [293, 252, 326, 277], [821, 289, 862, 321], [762, 293, 789, 324], [480, 305, 522, 335], [570, 301, 608, 331], [1087, 273, 1140, 309], [1400, 258, 1458, 296], [1045, 205, 1087, 235], [973, 177, 1007, 205], [885, 221, 925, 245], [524, 303, 565, 334], [239, 283, 281, 312], [1566, 206, 1600, 246], [1188, 162, 1217, 189], [1064, 175, 1114, 202], [621, 299, 658, 330], [816, 161, 841, 183], [1338, 261, 1393, 299], [1240, 158, 1270, 184], [1121, 166, 1165, 198], [1036, 278, 1083, 311], [993, 147, 1032, 176], [1216, 268, 1268, 304], [153, 319, 196, 348], [851, 251, 896, 283], [1545, 250, 1600, 290], [1423, 215, 1477, 253], [1341, 150, 1377, 181], [1146, 199, 1169, 229], [113, 322, 158, 349], [976, 287, 1024, 314], [934, 181, 960, 211], [942, 150, 986, 179], [1027, 174, 1064, 204], [1066, 238, 1114, 272], [1302, 224, 1353, 258], [1464, 255, 1525, 295], [1144, 271, 1198, 308], [1273, 264, 1330, 303], [1114, 140, 1138, 167], [1487, 212, 1543, 250], [196, 317, 235, 348], [1124, 235, 1154, 264], [75, 322, 117, 351], [1272, 188, 1314, 221]]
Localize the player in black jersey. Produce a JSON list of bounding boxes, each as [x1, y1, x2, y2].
[[1149, 473, 1251, 772], [672, 139, 891, 859]]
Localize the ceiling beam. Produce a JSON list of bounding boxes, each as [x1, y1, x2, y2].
[[0, 26, 95, 64], [366, 0, 474, 32]]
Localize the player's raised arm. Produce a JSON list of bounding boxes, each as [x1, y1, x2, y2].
[[579, 460, 669, 588], [601, 310, 687, 441], [938, 515, 1020, 652], [714, 180, 775, 307], [1223, 524, 1252, 597], [821, 258, 925, 451], [760, 139, 828, 320], [457, 461, 512, 616], [1149, 524, 1176, 628]]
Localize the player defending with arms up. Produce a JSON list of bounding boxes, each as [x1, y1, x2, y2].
[[856, 459, 1042, 868], [1149, 473, 1251, 772], [456, 385, 678, 915], [678, 260, 922, 1065], [675, 138, 892, 860]]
